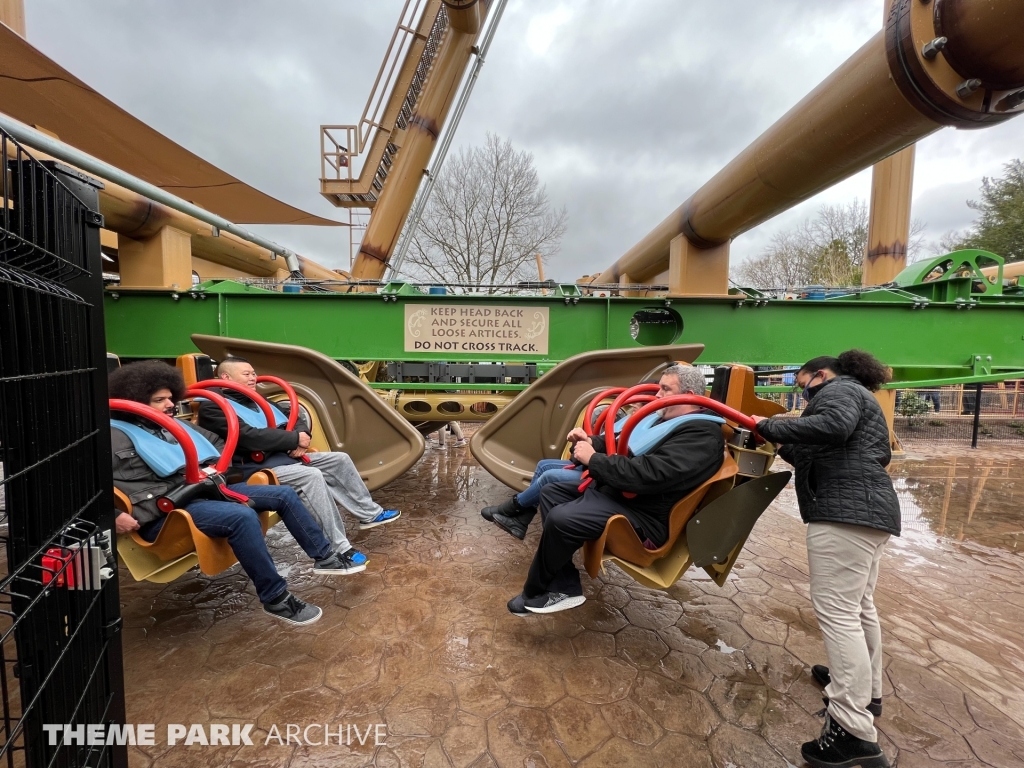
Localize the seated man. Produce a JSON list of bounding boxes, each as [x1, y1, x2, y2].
[[197, 357, 399, 566], [507, 365, 725, 615], [481, 405, 628, 540], [110, 361, 363, 627]]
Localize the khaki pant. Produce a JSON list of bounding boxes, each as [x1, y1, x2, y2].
[[807, 521, 890, 742]]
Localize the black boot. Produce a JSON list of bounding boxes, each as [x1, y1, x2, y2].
[[801, 714, 889, 768], [812, 665, 882, 717], [481, 496, 520, 522], [491, 510, 533, 540]]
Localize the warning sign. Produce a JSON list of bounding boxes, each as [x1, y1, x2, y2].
[[404, 304, 549, 355]]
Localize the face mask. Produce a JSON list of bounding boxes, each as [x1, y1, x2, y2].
[[802, 373, 826, 401]]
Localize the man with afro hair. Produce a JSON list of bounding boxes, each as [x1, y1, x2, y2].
[[109, 360, 363, 626]]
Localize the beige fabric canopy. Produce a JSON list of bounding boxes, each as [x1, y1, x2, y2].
[[0, 25, 340, 226]]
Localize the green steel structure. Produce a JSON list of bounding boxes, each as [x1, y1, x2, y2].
[[105, 251, 1024, 388]]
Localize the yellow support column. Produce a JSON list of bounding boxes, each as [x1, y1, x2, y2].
[[863, 145, 915, 285], [117, 226, 193, 290], [668, 234, 731, 297], [874, 389, 903, 456], [0, 0, 26, 36], [863, 0, 915, 287]]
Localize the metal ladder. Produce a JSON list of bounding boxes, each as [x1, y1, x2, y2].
[[321, 0, 449, 207]]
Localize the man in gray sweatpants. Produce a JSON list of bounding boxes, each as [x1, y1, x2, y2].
[[273, 453, 388, 550], [197, 357, 401, 571]]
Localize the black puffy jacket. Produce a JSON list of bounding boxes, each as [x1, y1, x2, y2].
[[756, 376, 901, 536], [197, 392, 309, 478]]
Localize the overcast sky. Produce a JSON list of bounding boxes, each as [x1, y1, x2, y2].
[[24, 0, 1024, 280]]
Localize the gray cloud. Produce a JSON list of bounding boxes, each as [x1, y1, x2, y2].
[[22, 0, 1024, 277]]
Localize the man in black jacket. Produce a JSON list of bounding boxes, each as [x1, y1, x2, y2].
[[508, 365, 725, 615], [198, 357, 400, 572]]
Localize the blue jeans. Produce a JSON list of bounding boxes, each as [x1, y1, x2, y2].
[[140, 483, 332, 604], [515, 459, 584, 510]]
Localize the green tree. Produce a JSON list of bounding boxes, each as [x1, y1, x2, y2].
[[942, 159, 1024, 262], [962, 159, 1024, 262]]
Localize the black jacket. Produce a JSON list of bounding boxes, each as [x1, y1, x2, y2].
[[586, 416, 725, 546], [757, 376, 901, 536], [111, 419, 225, 526], [197, 392, 309, 477]]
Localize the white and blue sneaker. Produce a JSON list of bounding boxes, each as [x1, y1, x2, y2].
[[359, 509, 401, 530], [313, 549, 367, 575]]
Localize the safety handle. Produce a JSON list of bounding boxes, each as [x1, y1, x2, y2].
[[582, 388, 626, 437], [191, 379, 277, 428], [256, 375, 299, 431], [108, 399, 203, 485], [183, 387, 238, 474], [616, 395, 760, 455], [604, 384, 660, 454]]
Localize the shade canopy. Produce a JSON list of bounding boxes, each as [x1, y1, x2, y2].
[[0, 25, 340, 226]]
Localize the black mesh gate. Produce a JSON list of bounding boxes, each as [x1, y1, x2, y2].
[[0, 133, 127, 767]]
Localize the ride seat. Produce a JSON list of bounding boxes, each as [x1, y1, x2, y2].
[[115, 469, 282, 583], [176, 353, 217, 387], [582, 448, 739, 589], [709, 364, 786, 418]]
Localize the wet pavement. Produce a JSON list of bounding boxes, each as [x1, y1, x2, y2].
[[120, 439, 1024, 767]]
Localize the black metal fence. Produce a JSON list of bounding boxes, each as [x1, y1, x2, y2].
[[0, 132, 127, 767], [892, 384, 1024, 445], [751, 367, 1024, 447]]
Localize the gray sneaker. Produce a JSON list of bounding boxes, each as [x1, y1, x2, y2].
[[524, 592, 586, 614], [263, 592, 322, 626], [313, 549, 367, 575]]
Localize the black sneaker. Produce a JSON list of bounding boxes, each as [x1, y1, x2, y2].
[[491, 512, 529, 540], [801, 714, 889, 768], [481, 497, 519, 522], [263, 592, 322, 626], [313, 549, 367, 575], [523, 591, 586, 614], [507, 593, 529, 617], [813, 665, 882, 717]]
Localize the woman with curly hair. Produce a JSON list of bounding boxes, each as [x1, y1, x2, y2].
[[754, 350, 899, 768]]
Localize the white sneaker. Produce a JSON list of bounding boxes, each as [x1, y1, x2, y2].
[[524, 592, 586, 614]]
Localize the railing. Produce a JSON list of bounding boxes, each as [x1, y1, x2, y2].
[[755, 373, 1024, 445], [320, 0, 449, 204], [1, 130, 127, 767]]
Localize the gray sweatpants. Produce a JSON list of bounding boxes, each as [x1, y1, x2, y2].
[[807, 521, 890, 743], [273, 452, 382, 552]]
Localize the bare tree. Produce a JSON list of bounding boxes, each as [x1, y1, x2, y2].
[[400, 133, 568, 291], [734, 199, 927, 288], [733, 230, 815, 289]]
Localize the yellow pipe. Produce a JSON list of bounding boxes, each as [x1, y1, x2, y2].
[[595, 0, 1024, 287], [3, 140, 345, 282]]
